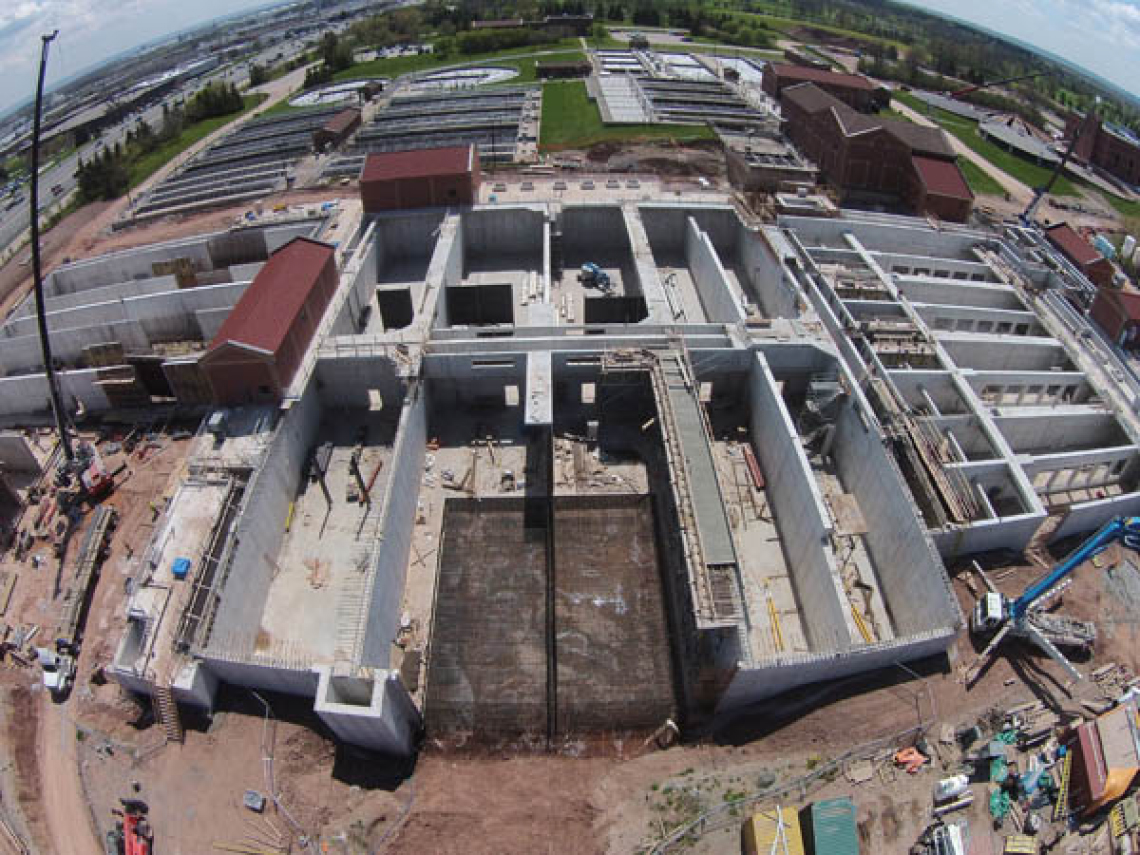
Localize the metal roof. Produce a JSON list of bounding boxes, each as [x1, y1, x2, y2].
[[1045, 222, 1104, 267], [321, 108, 361, 135], [913, 155, 973, 201], [979, 120, 1060, 165], [206, 236, 334, 357], [807, 798, 860, 855], [768, 62, 875, 91], [361, 145, 475, 183]]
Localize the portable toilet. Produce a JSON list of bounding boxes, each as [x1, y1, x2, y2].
[[742, 805, 804, 855], [802, 797, 859, 854]]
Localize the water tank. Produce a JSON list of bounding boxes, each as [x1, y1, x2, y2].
[[1125, 234, 1137, 259], [1094, 233, 1116, 259]]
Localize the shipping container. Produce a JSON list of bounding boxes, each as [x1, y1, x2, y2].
[[802, 797, 859, 855]]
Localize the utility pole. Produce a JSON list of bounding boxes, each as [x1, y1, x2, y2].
[[29, 30, 73, 462]]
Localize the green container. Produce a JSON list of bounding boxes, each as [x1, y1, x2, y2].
[[802, 797, 859, 855]]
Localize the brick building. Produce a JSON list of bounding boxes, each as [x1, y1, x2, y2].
[[1043, 222, 1115, 289], [780, 83, 973, 222], [1091, 288, 1140, 349], [312, 108, 361, 152], [1066, 113, 1140, 187], [201, 237, 338, 405], [360, 146, 481, 213], [762, 63, 884, 112]]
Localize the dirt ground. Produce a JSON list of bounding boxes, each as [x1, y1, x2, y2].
[[0, 448, 1132, 855]]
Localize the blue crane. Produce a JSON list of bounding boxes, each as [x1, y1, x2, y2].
[[968, 515, 1140, 685]]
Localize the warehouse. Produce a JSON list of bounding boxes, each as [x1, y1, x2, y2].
[[762, 62, 884, 112], [1043, 222, 1115, 289]]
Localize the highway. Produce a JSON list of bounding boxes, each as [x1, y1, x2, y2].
[[0, 33, 319, 265]]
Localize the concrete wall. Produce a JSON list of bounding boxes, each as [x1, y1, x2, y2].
[[749, 353, 849, 651], [0, 432, 41, 474], [779, 214, 988, 260], [996, 411, 1128, 453], [745, 228, 803, 319], [0, 367, 110, 417], [200, 655, 320, 696], [934, 513, 1045, 557], [638, 204, 739, 257], [12, 274, 179, 319], [832, 400, 961, 636], [716, 626, 955, 712], [314, 669, 420, 755], [1052, 491, 1140, 542], [360, 382, 428, 666], [462, 206, 544, 259], [896, 279, 1021, 310], [684, 217, 745, 324], [939, 336, 1068, 371], [206, 386, 323, 651]]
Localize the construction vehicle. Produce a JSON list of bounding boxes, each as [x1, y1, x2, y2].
[[108, 800, 151, 855], [36, 505, 116, 698], [578, 262, 613, 293], [969, 515, 1140, 682]]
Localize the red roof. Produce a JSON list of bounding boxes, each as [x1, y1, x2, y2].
[[322, 108, 360, 135], [769, 63, 875, 91], [912, 155, 973, 201], [208, 237, 334, 356], [1045, 222, 1104, 267], [361, 146, 475, 183], [1095, 287, 1140, 320]]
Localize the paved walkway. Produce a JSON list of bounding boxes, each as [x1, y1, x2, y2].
[[892, 97, 1033, 204]]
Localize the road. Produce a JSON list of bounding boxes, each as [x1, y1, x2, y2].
[[38, 700, 101, 855], [0, 34, 319, 267], [891, 97, 1033, 204]]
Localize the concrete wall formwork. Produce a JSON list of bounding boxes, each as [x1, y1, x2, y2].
[[748, 353, 850, 652], [314, 669, 420, 755]]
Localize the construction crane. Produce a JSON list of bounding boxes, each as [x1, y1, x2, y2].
[[1020, 100, 1099, 225], [949, 71, 1048, 100], [968, 515, 1140, 684]]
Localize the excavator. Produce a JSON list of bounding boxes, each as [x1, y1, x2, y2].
[[968, 516, 1140, 684]]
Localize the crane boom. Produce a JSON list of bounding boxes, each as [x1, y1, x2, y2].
[[1011, 515, 1140, 620]]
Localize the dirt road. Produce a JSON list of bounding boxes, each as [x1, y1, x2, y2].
[[39, 699, 101, 855]]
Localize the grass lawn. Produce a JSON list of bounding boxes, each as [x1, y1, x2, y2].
[[892, 91, 1079, 196], [957, 158, 1006, 197], [502, 50, 586, 84], [127, 94, 266, 188], [539, 81, 716, 150]]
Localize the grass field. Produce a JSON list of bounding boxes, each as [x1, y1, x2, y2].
[[892, 91, 1079, 196], [957, 158, 1006, 197], [539, 81, 716, 150], [127, 94, 266, 189]]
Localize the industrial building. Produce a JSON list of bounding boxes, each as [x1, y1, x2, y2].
[[780, 83, 974, 222], [762, 63, 883, 112], [75, 172, 1140, 758], [1043, 222, 1115, 289], [1068, 113, 1140, 188], [359, 146, 480, 213], [1091, 288, 1140, 350], [133, 108, 345, 221], [329, 86, 538, 177], [0, 218, 325, 418]]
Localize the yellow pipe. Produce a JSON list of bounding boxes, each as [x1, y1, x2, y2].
[[766, 586, 784, 652], [285, 501, 295, 532]]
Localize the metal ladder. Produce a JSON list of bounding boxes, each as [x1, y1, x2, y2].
[[1053, 750, 1072, 822]]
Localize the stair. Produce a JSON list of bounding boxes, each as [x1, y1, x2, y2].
[[152, 683, 183, 744]]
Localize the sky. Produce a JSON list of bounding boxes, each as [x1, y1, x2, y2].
[[0, 0, 1138, 118], [0, 0, 275, 117], [903, 0, 1140, 97]]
